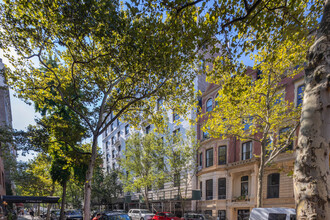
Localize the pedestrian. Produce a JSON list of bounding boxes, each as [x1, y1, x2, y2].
[[30, 209, 34, 220], [92, 213, 101, 220]]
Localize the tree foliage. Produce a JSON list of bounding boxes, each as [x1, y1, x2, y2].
[[91, 168, 122, 209], [0, 0, 205, 217]]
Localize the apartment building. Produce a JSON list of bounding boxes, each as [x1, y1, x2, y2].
[[196, 69, 305, 220], [102, 74, 208, 213], [0, 58, 15, 196]]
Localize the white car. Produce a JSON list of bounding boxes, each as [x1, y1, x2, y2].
[[249, 208, 296, 220], [128, 209, 154, 220]]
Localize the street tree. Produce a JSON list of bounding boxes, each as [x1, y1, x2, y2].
[[119, 132, 165, 210], [163, 128, 198, 216], [202, 40, 304, 207], [0, 1, 204, 218], [91, 168, 122, 210]]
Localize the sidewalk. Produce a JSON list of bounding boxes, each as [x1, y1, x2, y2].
[[17, 215, 43, 220]]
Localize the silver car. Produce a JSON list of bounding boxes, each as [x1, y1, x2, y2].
[[128, 209, 154, 220]]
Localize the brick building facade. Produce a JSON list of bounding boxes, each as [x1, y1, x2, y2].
[[195, 69, 304, 219]]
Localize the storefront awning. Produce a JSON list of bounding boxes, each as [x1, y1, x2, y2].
[[1, 196, 60, 203]]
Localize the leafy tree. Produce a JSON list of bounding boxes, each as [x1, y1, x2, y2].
[[163, 128, 198, 216], [91, 168, 122, 209], [119, 132, 164, 210], [0, 1, 204, 218], [119, 125, 197, 215], [14, 154, 56, 197], [202, 40, 303, 207]]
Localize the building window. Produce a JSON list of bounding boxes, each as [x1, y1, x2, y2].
[[241, 176, 249, 196], [106, 141, 109, 150], [203, 131, 209, 140], [111, 123, 114, 131], [218, 178, 226, 199], [174, 173, 180, 187], [218, 210, 226, 220], [125, 124, 129, 135], [204, 210, 212, 216], [279, 127, 293, 151], [146, 125, 151, 134], [237, 210, 250, 220], [106, 153, 109, 162], [173, 112, 180, 122], [206, 98, 213, 112], [117, 118, 120, 126], [118, 145, 121, 152], [157, 98, 163, 110], [297, 84, 305, 107], [242, 141, 252, 160], [267, 173, 280, 198], [105, 127, 108, 136], [111, 136, 115, 145], [206, 179, 213, 200], [200, 181, 202, 197], [117, 131, 120, 140], [199, 153, 203, 167], [218, 145, 227, 165], [112, 150, 115, 158], [112, 163, 115, 169], [205, 148, 213, 167]]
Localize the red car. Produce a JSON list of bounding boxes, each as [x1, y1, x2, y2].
[[152, 212, 181, 220]]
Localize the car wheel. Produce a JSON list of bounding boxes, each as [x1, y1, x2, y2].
[[140, 218, 144, 220]]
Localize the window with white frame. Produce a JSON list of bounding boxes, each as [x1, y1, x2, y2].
[[206, 148, 213, 167], [206, 98, 213, 112], [242, 141, 252, 160], [241, 176, 249, 196], [218, 145, 227, 165]]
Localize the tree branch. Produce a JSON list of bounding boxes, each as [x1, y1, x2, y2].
[[176, 0, 205, 14]]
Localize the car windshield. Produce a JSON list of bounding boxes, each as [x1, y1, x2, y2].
[[67, 211, 81, 215], [165, 213, 175, 217], [140, 210, 150, 214], [108, 214, 131, 220]]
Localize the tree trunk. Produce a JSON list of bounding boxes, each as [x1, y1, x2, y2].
[[294, 1, 330, 219], [144, 187, 150, 210], [83, 136, 99, 220], [46, 184, 55, 220], [257, 144, 265, 208], [60, 181, 67, 220]]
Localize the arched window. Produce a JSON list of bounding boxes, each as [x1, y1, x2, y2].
[[267, 173, 280, 198], [206, 98, 213, 112]]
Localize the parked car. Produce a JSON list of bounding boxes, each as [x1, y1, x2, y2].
[[152, 212, 180, 220], [101, 212, 131, 220], [51, 210, 61, 220], [182, 213, 214, 220], [128, 209, 154, 220], [112, 210, 127, 214], [249, 208, 296, 220], [65, 210, 83, 220]]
